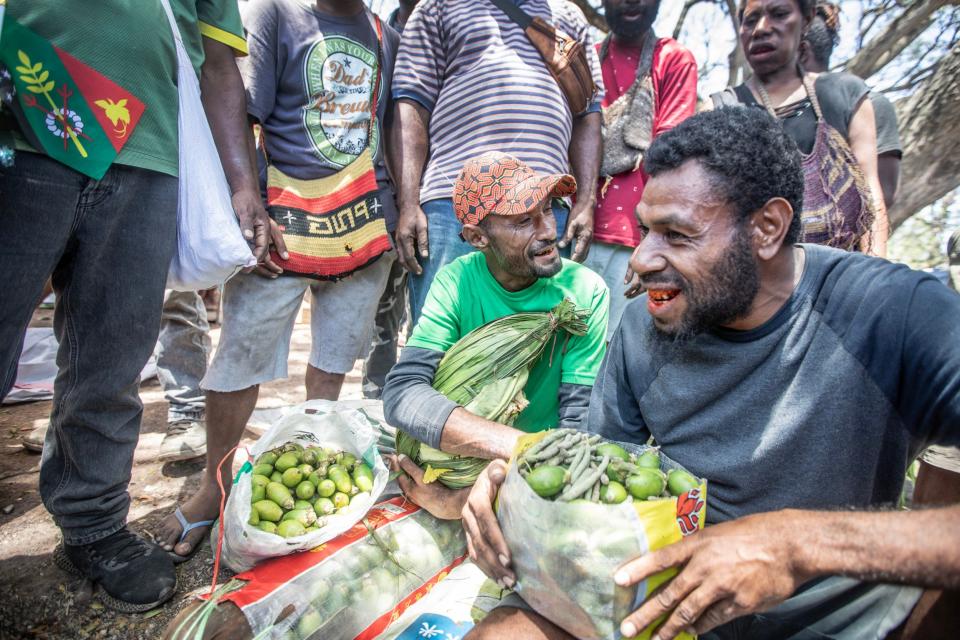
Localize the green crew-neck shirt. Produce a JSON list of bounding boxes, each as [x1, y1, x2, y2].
[[7, 0, 248, 177], [407, 252, 609, 431]]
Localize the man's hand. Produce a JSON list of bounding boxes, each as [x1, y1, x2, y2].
[[614, 512, 805, 639], [395, 204, 429, 274], [389, 454, 469, 520], [461, 460, 516, 589], [231, 188, 271, 264], [253, 217, 289, 279], [558, 201, 594, 262]]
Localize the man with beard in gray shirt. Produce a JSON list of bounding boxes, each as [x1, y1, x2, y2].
[[461, 107, 959, 640]]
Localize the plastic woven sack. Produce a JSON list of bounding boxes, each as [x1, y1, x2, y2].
[[221, 400, 390, 572], [379, 561, 508, 640], [497, 432, 707, 640], [166, 498, 467, 640], [158, 0, 256, 291]]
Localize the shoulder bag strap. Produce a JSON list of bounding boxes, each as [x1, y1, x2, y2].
[[366, 12, 384, 142], [489, 0, 534, 29]]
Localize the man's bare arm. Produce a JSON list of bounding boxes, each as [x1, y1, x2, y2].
[[391, 99, 431, 273], [793, 505, 960, 589], [437, 408, 523, 461], [199, 38, 269, 261], [560, 111, 602, 262], [616, 505, 960, 639]]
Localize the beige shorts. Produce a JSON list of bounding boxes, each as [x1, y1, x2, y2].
[[203, 253, 395, 392], [920, 445, 960, 473]]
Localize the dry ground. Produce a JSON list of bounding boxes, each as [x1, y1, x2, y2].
[[0, 304, 372, 639]]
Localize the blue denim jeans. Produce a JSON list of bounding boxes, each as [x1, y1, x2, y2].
[[407, 198, 569, 327], [0, 152, 178, 545], [156, 290, 210, 422]]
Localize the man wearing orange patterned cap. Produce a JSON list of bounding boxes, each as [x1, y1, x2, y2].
[[382, 152, 609, 520]]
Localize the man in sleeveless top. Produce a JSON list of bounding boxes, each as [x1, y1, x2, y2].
[[585, 0, 698, 338]]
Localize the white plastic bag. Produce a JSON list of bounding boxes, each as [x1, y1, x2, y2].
[[158, 0, 256, 291], [221, 400, 390, 572]]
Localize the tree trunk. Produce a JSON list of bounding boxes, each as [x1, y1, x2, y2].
[[845, 0, 957, 79], [888, 45, 960, 230]]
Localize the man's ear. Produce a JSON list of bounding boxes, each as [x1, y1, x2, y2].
[[462, 223, 488, 250], [751, 197, 794, 260]]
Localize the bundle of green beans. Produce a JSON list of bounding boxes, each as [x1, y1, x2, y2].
[[396, 299, 591, 489], [519, 429, 700, 503]]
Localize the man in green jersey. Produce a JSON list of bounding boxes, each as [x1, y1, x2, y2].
[[0, 1, 270, 612], [382, 152, 609, 519]]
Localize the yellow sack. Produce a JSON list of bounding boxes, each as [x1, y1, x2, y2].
[[497, 430, 707, 639]]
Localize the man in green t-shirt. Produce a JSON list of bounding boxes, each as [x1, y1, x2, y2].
[[382, 152, 609, 519], [0, 0, 271, 613]]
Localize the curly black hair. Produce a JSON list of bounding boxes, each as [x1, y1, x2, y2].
[[803, 15, 838, 68], [644, 107, 805, 243]]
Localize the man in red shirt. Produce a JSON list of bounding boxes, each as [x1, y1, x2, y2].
[[584, 0, 698, 337]]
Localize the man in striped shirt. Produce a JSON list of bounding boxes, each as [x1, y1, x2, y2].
[[390, 0, 605, 326]]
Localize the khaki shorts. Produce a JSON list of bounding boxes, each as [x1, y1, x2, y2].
[[202, 253, 395, 392], [920, 445, 960, 473]]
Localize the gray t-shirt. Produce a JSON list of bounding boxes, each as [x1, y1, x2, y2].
[[870, 92, 902, 157], [240, 0, 400, 227], [588, 244, 960, 638], [589, 244, 960, 523]]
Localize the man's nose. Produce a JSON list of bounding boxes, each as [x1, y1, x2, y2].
[[535, 209, 557, 241], [630, 233, 666, 277]]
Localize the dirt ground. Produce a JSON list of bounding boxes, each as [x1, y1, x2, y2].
[[0, 304, 373, 639]]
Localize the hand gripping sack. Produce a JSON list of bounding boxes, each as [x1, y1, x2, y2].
[[497, 431, 708, 640], [221, 400, 390, 572], [158, 0, 256, 290]]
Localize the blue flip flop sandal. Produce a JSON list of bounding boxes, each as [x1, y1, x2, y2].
[[169, 506, 215, 564]]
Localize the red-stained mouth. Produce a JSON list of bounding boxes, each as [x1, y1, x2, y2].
[[648, 288, 681, 303]]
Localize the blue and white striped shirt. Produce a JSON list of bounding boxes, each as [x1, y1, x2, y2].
[[392, 0, 605, 204]]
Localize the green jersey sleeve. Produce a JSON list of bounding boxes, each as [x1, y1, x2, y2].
[[560, 279, 609, 386], [197, 0, 248, 55]]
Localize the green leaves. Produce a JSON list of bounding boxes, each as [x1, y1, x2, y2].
[[395, 299, 592, 489]]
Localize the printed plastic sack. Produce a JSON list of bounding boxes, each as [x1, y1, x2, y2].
[[497, 432, 707, 640], [165, 498, 467, 640], [158, 0, 256, 291], [379, 561, 509, 640], [221, 400, 389, 572]]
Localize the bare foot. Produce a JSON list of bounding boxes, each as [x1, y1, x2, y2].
[[153, 483, 223, 559]]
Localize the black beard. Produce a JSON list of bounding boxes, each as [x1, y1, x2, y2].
[[606, 4, 659, 41], [649, 228, 761, 341]]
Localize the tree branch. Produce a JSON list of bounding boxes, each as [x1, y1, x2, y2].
[[846, 0, 959, 79], [673, 0, 710, 40], [569, 0, 608, 32], [723, 0, 747, 86]]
